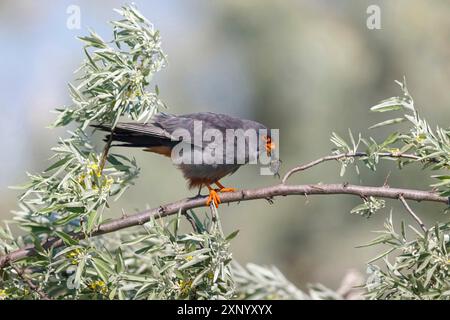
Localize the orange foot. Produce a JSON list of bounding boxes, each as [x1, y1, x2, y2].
[[215, 181, 236, 193], [206, 188, 221, 208], [206, 183, 237, 208]]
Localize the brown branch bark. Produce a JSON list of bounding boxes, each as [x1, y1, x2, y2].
[[0, 182, 447, 270]]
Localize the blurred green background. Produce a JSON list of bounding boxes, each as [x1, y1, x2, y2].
[[0, 0, 449, 289]]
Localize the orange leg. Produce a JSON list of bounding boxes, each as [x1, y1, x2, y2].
[[206, 181, 237, 208]]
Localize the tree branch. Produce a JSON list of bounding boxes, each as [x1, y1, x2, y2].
[[0, 182, 447, 270]]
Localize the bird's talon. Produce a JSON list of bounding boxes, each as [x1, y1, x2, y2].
[[206, 189, 221, 208], [219, 187, 236, 193], [206, 183, 237, 208]]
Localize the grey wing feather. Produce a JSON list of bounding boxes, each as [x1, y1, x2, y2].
[[92, 112, 267, 154]]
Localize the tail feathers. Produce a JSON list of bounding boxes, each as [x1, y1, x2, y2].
[[107, 133, 172, 148], [91, 123, 176, 149]]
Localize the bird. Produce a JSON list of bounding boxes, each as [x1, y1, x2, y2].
[[92, 112, 275, 208]]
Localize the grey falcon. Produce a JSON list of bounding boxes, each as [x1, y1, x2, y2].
[[93, 112, 275, 208]]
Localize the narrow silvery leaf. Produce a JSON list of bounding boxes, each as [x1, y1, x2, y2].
[[369, 118, 405, 129]]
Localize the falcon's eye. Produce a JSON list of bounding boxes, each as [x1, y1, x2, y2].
[[263, 135, 275, 156]]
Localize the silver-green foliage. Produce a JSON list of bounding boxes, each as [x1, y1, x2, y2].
[[54, 5, 167, 129], [42, 210, 236, 300], [364, 214, 450, 299], [331, 79, 450, 299], [11, 4, 170, 242]]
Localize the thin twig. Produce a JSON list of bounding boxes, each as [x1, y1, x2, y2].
[[99, 128, 114, 174], [383, 170, 392, 187], [0, 182, 447, 270], [398, 195, 427, 233], [282, 152, 421, 184], [11, 265, 51, 300], [182, 211, 198, 233]]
